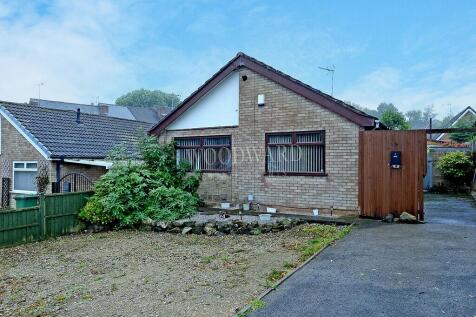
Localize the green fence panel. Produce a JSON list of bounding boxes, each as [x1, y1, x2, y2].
[[44, 191, 92, 238], [0, 191, 92, 248], [0, 207, 40, 248]]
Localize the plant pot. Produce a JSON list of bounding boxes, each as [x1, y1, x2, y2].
[[220, 202, 231, 209], [266, 207, 277, 213], [242, 203, 250, 211]]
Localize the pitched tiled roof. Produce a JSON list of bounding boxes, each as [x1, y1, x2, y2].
[[30, 98, 171, 124], [150, 52, 379, 134], [0, 102, 153, 159]]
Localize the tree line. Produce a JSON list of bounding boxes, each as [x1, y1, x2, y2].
[[350, 102, 453, 130], [352, 102, 476, 142]]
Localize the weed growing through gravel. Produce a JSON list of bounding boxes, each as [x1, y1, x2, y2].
[[239, 299, 267, 316], [267, 269, 287, 283], [250, 299, 266, 310], [283, 262, 297, 269], [201, 255, 216, 264], [54, 294, 66, 303]]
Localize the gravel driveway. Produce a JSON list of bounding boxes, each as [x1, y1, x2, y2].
[[0, 225, 327, 316]]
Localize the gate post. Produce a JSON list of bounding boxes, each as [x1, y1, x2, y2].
[[38, 194, 46, 239]]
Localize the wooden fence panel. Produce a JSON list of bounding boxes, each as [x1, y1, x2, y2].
[[359, 130, 427, 219], [0, 191, 92, 248], [0, 207, 40, 248], [43, 191, 91, 238]]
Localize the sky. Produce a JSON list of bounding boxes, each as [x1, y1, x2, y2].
[[0, 0, 475, 118]]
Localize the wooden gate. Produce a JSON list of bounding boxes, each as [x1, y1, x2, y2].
[[359, 130, 427, 219]]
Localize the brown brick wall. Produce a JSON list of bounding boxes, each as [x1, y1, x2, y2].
[[159, 127, 236, 202], [159, 69, 361, 212]]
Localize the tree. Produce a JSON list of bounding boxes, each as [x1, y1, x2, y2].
[[422, 105, 436, 124], [438, 115, 453, 128], [406, 110, 424, 128], [377, 102, 398, 116], [116, 89, 180, 108], [405, 105, 436, 129], [380, 109, 410, 130], [346, 101, 379, 117], [436, 152, 474, 191], [449, 115, 476, 143]]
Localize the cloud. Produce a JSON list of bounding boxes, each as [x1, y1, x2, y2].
[[0, 0, 139, 104], [340, 61, 476, 118]]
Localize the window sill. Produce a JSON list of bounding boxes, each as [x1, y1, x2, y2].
[[264, 172, 328, 177], [11, 190, 38, 195]]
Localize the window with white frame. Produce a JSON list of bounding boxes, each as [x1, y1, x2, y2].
[[13, 161, 38, 193]]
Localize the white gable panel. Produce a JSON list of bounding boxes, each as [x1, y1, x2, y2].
[[168, 72, 239, 130]]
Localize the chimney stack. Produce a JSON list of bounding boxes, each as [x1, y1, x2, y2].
[[98, 103, 109, 116]]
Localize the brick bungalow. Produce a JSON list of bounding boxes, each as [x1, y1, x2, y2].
[[150, 52, 381, 215], [0, 102, 152, 207]]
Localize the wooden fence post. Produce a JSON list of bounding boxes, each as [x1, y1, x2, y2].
[[38, 194, 46, 239]]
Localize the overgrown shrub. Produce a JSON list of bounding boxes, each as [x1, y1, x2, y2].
[[436, 152, 474, 192], [146, 186, 199, 221], [79, 136, 201, 227], [80, 197, 115, 225]]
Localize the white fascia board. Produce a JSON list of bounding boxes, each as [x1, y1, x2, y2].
[[0, 107, 51, 159], [63, 159, 113, 169]]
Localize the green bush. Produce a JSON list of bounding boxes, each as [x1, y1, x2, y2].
[[79, 136, 201, 227], [146, 186, 199, 221], [436, 152, 474, 191], [80, 197, 115, 225]]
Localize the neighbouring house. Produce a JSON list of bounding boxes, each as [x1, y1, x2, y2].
[[424, 106, 476, 190], [30, 98, 172, 124], [0, 101, 152, 208], [150, 52, 382, 215], [435, 106, 476, 141]]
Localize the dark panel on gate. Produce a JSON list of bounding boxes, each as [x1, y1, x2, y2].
[[390, 151, 401, 169]]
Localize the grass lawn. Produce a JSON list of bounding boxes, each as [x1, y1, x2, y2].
[[0, 224, 350, 317]]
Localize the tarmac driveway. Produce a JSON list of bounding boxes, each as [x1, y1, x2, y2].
[[251, 195, 476, 317]]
